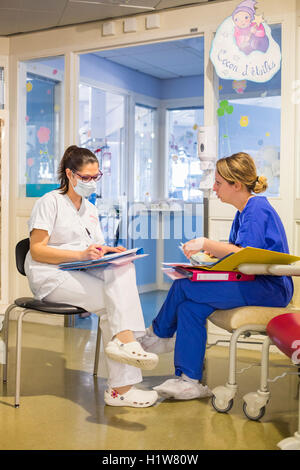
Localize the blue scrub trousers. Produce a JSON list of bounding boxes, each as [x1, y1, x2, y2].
[[152, 277, 292, 381]]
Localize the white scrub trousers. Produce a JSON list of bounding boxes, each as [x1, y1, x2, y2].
[[44, 262, 146, 388]]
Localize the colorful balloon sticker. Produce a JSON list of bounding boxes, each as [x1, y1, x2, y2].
[[217, 100, 234, 117], [240, 116, 249, 127], [37, 126, 51, 144], [232, 80, 247, 94]]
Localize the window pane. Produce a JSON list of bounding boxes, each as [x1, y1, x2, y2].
[[167, 107, 204, 201], [19, 56, 65, 197], [218, 25, 281, 197], [79, 83, 125, 202], [134, 104, 156, 202]]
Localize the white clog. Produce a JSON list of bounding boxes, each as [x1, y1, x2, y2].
[[104, 386, 158, 408], [105, 338, 159, 370]]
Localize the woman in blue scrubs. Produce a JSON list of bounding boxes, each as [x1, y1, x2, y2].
[[140, 152, 293, 400]]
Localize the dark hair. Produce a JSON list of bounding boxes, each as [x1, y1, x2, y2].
[[57, 145, 99, 194]]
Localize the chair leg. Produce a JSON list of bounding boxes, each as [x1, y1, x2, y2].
[[242, 335, 272, 421], [15, 310, 28, 408], [64, 315, 75, 328], [3, 304, 17, 383], [228, 324, 267, 385], [93, 316, 101, 377]]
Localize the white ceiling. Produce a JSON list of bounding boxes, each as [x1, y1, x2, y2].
[[93, 37, 204, 78], [0, 0, 222, 36]]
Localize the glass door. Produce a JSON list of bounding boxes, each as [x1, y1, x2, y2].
[[167, 107, 204, 201], [78, 81, 126, 244], [19, 56, 65, 198], [134, 104, 157, 203]]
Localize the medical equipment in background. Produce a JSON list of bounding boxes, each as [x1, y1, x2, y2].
[[197, 125, 217, 237]]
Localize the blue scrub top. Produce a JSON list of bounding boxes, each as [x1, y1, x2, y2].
[[229, 196, 293, 307]]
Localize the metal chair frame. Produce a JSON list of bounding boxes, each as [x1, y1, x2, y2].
[[2, 238, 103, 407]]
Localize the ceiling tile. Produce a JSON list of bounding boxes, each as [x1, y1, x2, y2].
[[58, 3, 128, 24], [0, 0, 229, 35], [105, 54, 177, 78], [69, 0, 158, 9], [155, 0, 207, 9], [91, 37, 204, 78], [59, 1, 156, 25], [0, 0, 22, 9], [15, 10, 62, 34], [19, 0, 68, 12], [0, 9, 20, 35]]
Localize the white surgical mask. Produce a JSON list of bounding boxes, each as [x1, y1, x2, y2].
[[71, 178, 97, 198]]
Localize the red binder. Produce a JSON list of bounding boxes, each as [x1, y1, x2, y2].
[[174, 267, 255, 282]]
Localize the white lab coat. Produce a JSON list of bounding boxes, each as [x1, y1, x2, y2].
[[25, 190, 146, 388], [25, 190, 105, 300]]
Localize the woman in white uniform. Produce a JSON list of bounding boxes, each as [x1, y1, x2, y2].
[[25, 145, 159, 408]]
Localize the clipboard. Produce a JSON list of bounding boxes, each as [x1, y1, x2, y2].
[[191, 247, 300, 272], [59, 247, 146, 271], [163, 247, 300, 273]]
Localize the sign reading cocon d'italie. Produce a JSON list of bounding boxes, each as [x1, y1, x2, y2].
[[210, 0, 281, 83]]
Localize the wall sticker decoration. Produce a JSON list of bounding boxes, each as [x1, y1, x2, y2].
[[210, 0, 281, 83]]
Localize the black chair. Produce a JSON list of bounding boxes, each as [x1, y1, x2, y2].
[[3, 238, 102, 407]]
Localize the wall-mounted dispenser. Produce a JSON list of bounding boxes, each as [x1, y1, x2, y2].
[[197, 126, 217, 191]]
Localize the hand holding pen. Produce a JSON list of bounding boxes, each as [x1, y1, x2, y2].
[[81, 244, 104, 261]]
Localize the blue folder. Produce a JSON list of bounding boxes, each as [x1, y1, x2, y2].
[[59, 247, 145, 271]]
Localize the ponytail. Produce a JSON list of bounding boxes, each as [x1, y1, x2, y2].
[[57, 145, 98, 194]]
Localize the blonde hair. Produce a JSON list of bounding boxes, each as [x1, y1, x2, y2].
[[216, 152, 268, 194]]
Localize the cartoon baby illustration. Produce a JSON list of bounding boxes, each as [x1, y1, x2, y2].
[[232, 0, 269, 55]]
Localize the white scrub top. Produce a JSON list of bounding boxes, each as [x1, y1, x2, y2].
[[24, 190, 105, 300]]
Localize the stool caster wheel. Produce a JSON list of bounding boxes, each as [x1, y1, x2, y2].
[[242, 402, 265, 421], [211, 395, 233, 413], [242, 390, 269, 421], [211, 384, 237, 414]]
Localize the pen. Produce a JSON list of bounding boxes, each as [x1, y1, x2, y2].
[[86, 227, 102, 253]]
